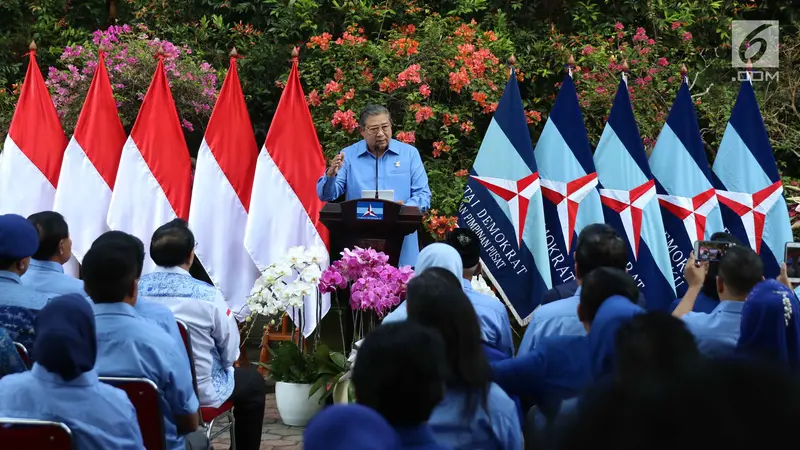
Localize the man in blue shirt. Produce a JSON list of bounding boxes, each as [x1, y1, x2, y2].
[[23, 211, 86, 298], [82, 239, 201, 450], [0, 214, 55, 350], [519, 224, 628, 356], [674, 245, 763, 357], [445, 228, 514, 358], [316, 105, 431, 267]]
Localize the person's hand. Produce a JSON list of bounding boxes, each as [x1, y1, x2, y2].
[[326, 153, 344, 177], [684, 252, 709, 288], [778, 262, 793, 289]]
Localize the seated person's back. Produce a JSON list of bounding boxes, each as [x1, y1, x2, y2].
[[520, 224, 629, 355], [407, 267, 522, 450], [22, 211, 86, 298], [353, 321, 450, 450], [0, 294, 144, 450], [82, 240, 199, 450]]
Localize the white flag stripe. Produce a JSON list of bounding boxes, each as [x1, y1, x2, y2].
[[0, 135, 57, 217], [189, 140, 260, 317]]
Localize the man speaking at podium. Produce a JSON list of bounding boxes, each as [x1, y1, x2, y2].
[[316, 105, 431, 267]]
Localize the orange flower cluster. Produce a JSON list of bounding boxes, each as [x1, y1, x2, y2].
[[424, 211, 458, 240], [390, 37, 420, 56], [432, 141, 451, 158]]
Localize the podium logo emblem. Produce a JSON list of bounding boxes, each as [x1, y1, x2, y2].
[[357, 201, 384, 221]]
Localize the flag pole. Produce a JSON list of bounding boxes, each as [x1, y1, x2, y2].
[[620, 59, 629, 84], [680, 63, 688, 85], [745, 58, 753, 84], [508, 54, 517, 78]]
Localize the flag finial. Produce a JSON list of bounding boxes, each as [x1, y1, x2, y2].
[[567, 54, 575, 77], [230, 47, 238, 57], [99, 44, 107, 54], [291, 46, 299, 59], [621, 59, 629, 72], [508, 54, 517, 66], [680, 63, 688, 79], [29, 41, 37, 51]]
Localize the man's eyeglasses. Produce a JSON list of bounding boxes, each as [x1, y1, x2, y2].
[[364, 124, 392, 136]]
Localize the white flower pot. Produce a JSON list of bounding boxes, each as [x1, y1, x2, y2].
[[275, 381, 324, 426]]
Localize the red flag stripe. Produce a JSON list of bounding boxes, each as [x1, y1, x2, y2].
[[203, 58, 258, 212], [73, 50, 126, 190], [129, 57, 192, 219], [8, 50, 67, 188]]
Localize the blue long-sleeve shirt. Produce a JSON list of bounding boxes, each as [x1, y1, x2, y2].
[[316, 139, 431, 267]]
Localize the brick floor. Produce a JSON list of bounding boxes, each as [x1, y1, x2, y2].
[[211, 394, 305, 450]]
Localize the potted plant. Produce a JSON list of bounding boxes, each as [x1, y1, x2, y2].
[[247, 245, 329, 426], [308, 344, 351, 405]]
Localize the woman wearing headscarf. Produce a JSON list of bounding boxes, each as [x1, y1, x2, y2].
[[305, 404, 402, 450], [0, 326, 25, 377], [407, 267, 523, 450], [736, 279, 800, 371], [0, 294, 145, 449]]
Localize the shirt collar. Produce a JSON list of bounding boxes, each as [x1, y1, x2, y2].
[[31, 363, 98, 387], [93, 302, 138, 317], [356, 139, 401, 157], [0, 270, 22, 284], [29, 259, 65, 274], [394, 424, 439, 446], [714, 300, 746, 313], [574, 286, 583, 297], [154, 265, 191, 276]]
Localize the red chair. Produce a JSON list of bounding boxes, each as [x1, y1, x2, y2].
[[14, 342, 30, 369], [0, 418, 72, 449], [176, 320, 235, 447], [100, 376, 166, 450]]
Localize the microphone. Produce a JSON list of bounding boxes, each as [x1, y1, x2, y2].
[[374, 153, 379, 199]]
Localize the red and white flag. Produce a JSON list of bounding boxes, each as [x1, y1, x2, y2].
[[244, 51, 329, 336], [189, 53, 260, 317], [107, 55, 192, 273], [0, 43, 67, 217], [53, 50, 126, 263]]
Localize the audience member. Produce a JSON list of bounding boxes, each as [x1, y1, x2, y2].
[[538, 224, 646, 310], [668, 232, 743, 314], [519, 224, 631, 355], [23, 211, 85, 298], [0, 214, 54, 350], [407, 267, 522, 450], [83, 241, 201, 450], [0, 327, 25, 378], [138, 219, 266, 450], [554, 358, 800, 450], [305, 404, 401, 450], [444, 229, 514, 358], [0, 294, 144, 449], [492, 268, 642, 420], [737, 279, 800, 371], [353, 321, 449, 450], [89, 231, 187, 359], [674, 245, 763, 357], [382, 243, 463, 324]]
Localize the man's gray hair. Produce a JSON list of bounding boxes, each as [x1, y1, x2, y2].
[[359, 105, 391, 128]]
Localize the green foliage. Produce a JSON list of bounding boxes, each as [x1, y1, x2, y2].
[[308, 345, 348, 404], [260, 340, 319, 384]]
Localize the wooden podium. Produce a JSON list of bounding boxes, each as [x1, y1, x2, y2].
[[320, 198, 423, 266]]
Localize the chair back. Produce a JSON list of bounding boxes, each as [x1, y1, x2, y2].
[[14, 342, 30, 369], [100, 377, 166, 450], [0, 418, 72, 449], [175, 320, 200, 398]]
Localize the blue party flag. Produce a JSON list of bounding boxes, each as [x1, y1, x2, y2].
[[535, 73, 604, 286], [650, 80, 724, 297], [711, 79, 792, 278], [458, 69, 552, 325], [594, 77, 676, 310]]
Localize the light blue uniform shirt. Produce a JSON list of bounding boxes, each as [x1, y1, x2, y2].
[[93, 302, 199, 450], [22, 259, 87, 300], [0, 364, 145, 450], [316, 139, 431, 267], [428, 383, 522, 450], [134, 298, 189, 367], [682, 300, 745, 357], [518, 287, 586, 356], [0, 270, 54, 310], [461, 278, 514, 358]]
